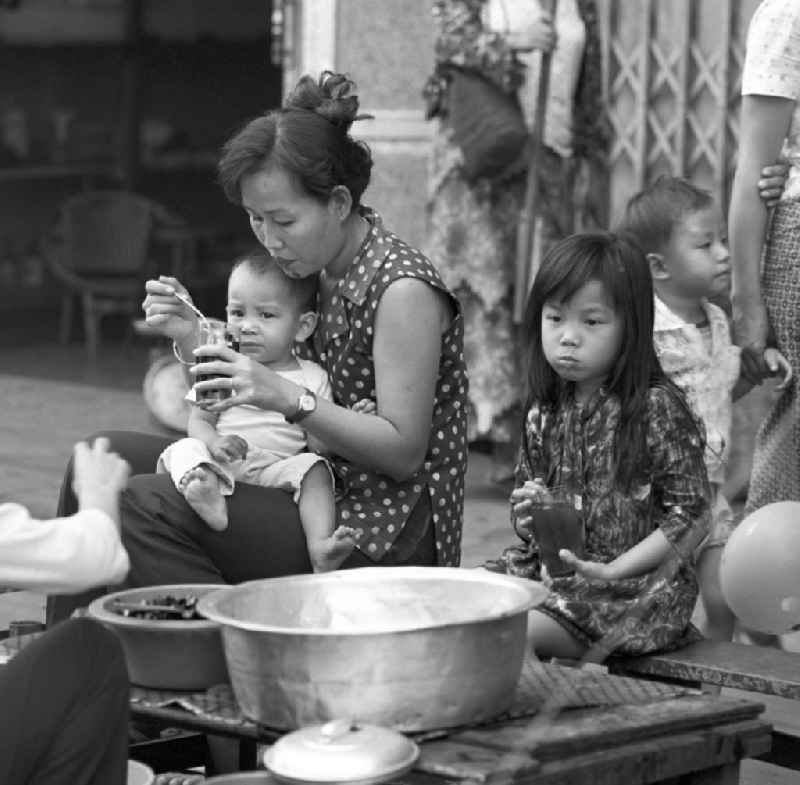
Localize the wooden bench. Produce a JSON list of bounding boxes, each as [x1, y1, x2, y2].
[[609, 639, 800, 771]]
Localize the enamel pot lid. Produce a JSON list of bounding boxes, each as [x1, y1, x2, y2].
[[263, 719, 420, 785]]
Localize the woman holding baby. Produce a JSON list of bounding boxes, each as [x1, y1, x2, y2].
[[48, 70, 469, 623]]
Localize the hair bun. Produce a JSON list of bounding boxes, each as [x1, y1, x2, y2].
[[284, 70, 372, 131]]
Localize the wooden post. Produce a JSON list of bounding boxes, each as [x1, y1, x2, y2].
[[718, 0, 733, 208], [512, 0, 559, 325], [119, 0, 142, 190], [676, 0, 691, 177], [635, 0, 652, 192]]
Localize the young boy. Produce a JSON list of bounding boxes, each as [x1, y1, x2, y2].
[[157, 249, 357, 572], [619, 175, 792, 641]]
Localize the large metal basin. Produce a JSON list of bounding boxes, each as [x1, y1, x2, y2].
[[197, 567, 543, 731]]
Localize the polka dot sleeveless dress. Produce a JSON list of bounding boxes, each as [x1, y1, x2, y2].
[[308, 208, 469, 566]]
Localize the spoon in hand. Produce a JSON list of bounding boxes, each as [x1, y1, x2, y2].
[[171, 289, 209, 324]]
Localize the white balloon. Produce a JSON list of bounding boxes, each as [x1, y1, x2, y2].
[[720, 501, 800, 634]]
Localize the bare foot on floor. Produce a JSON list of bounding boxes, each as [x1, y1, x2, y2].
[[308, 526, 358, 572], [179, 466, 228, 531]]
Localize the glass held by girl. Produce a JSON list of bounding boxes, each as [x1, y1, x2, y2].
[[485, 232, 712, 661]]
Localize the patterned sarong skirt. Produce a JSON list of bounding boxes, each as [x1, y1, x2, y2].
[[745, 198, 800, 512]]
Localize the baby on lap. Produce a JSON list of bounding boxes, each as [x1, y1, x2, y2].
[[157, 249, 356, 572]]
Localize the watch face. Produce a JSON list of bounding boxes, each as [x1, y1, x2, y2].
[[287, 389, 316, 423]]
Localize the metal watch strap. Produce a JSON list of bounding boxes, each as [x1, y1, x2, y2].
[[286, 387, 316, 424]]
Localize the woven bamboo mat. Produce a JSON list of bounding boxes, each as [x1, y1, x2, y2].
[[131, 683, 251, 727], [130, 659, 688, 738], [509, 659, 686, 714]]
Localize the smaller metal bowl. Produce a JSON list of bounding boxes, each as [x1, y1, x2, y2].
[[88, 584, 228, 690]]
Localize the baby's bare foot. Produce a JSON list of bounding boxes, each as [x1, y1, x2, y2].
[[308, 526, 358, 572], [179, 466, 228, 531]]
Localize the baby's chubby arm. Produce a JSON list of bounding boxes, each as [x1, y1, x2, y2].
[[351, 398, 377, 415], [307, 398, 375, 454], [187, 405, 247, 463], [209, 434, 248, 463]]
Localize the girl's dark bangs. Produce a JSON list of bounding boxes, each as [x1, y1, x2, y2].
[[543, 244, 621, 307]]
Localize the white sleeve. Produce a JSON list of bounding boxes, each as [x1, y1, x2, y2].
[[314, 369, 333, 403], [301, 361, 333, 455], [300, 360, 333, 402], [742, 0, 800, 99], [0, 503, 130, 594]]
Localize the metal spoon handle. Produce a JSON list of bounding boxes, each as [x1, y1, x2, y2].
[[172, 290, 209, 325]]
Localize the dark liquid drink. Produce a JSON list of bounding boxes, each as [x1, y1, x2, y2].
[[196, 330, 239, 402], [531, 503, 584, 578]]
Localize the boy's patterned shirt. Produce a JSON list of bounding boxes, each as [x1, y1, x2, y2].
[[653, 296, 740, 485]]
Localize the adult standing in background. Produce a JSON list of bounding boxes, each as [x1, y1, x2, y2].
[[423, 0, 608, 481], [729, 0, 800, 513]]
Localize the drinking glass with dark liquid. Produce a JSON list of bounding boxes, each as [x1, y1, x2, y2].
[[195, 320, 240, 403], [529, 484, 584, 578]]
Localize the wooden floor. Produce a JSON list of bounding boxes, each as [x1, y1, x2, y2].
[[1, 335, 799, 783]]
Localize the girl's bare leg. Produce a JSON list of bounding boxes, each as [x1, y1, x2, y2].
[[526, 609, 588, 660], [696, 545, 736, 642]]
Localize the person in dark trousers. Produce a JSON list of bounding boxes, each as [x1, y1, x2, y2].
[[0, 438, 131, 785]]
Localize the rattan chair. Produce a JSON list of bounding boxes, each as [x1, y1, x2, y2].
[[41, 190, 186, 361]]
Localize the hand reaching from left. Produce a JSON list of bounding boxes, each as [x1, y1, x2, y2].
[[72, 437, 131, 527]]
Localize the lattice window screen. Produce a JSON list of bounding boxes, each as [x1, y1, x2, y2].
[[597, 0, 761, 226]]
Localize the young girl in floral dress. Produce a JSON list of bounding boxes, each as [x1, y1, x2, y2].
[[487, 232, 711, 659]]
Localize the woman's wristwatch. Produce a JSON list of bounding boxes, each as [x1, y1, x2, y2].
[[285, 388, 317, 424]]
